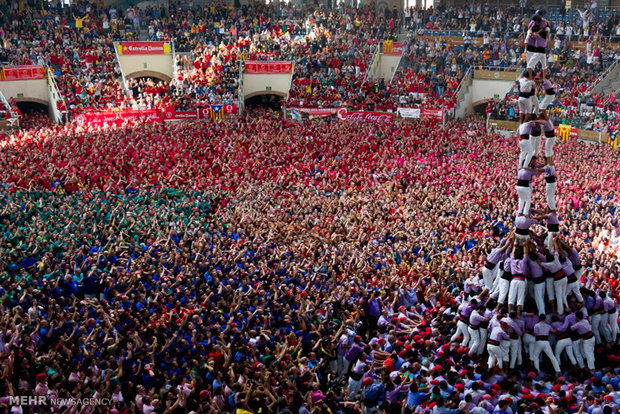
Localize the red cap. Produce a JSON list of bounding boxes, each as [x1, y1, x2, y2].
[[36, 373, 47, 382], [363, 378, 373, 387], [455, 383, 464, 391], [528, 372, 537, 379], [604, 395, 614, 402]]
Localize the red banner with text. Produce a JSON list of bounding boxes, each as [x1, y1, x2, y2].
[[75, 109, 162, 127], [117, 42, 171, 55], [0, 66, 46, 81], [336, 109, 394, 123], [161, 108, 199, 121], [244, 61, 293, 74], [421, 109, 444, 120]]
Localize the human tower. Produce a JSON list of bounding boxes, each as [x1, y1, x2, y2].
[[450, 10, 619, 375]]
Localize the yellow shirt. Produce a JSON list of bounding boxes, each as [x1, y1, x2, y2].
[[75, 17, 84, 28]]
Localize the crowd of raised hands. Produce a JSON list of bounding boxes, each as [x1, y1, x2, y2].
[[0, 109, 617, 413]]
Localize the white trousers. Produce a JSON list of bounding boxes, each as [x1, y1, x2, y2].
[[533, 340, 561, 372], [496, 278, 511, 305], [487, 343, 504, 368], [601, 313, 613, 343], [523, 333, 535, 361], [533, 281, 546, 315], [451, 320, 470, 346], [573, 338, 585, 368], [531, 95, 540, 115], [582, 337, 595, 370], [478, 328, 488, 355], [519, 139, 534, 168], [540, 93, 555, 110], [546, 181, 557, 210], [554, 337, 577, 366], [527, 51, 547, 70], [518, 97, 533, 115], [609, 310, 618, 342], [566, 279, 583, 302], [509, 337, 522, 369], [592, 313, 603, 344], [554, 277, 568, 314], [545, 136, 556, 157], [546, 232, 558, 251], [517, 185, 532, 216], [508, 278, 526, 307], [481, 266, 495, 290], [468, 327, 481, 355], [531, 133, 541, 156]]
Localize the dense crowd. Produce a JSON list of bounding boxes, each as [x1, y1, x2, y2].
[[0, 109, 617, 413]]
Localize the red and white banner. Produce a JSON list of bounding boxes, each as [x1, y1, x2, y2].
[[118, 42, 170, 55], [198, 105, 238, 119], [76, 109, 162, 127], [0, 65, 46, 81], [288, 107, 340, 118], [337, 109, 394, 123], [244, 61, 293, 74], [383, 42, 404, 56], [161, 108, 199, 120], [421, 109, 444, 120], [553, 125, 578, 139]]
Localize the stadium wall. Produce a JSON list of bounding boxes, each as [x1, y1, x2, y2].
[[242, 73, 292, 100], [0, 79, 49, 105], [117, 54, 173, 81]]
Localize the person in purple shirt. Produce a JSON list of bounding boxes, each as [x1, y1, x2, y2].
[[532, 314, 561, 374], [559, 305, 587, 368], [481, 235, 512, 292], [555, 239, 584, 304], [526, 14, 549, 77], [545, 210, 559, 251], [591, 291, 605, 344], [528, 249, 546, 315], [450, 298, 475, 346], [601, 291, 616, 343], [551, 314, 577, 367], [522, 312, 539, 364], [504, 311, 524, 369], [468, 302, 489, 356], [517, 116, 538, 168], [541, 250, 565, 315], [571, 312, 595, 370], [507, 244, 529, 315], [487, 321, 510, 371], [515, 212, 546, 241], [539, 79, 556, 111], [541, 110, 556, 157], [516, 159, 544, 216]]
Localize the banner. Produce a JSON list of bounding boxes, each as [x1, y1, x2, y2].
[[244, 61, 293, 74], [117, 42, 171, 55], [75, 109, 162, 127], [609, 130, 618, 150], [288, 107, 340, 119], [397, 108, 421, 118], [336, 109, 394, 123], [0, 65, 46, 81], [557, 124, 572, 141], [198, 105, 238, 119], [161, 107, 199, 120], [383, 41, 403, 55], [421, 109, 444, 121]]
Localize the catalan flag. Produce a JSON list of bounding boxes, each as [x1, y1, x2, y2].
[[558, 124, 572, 142], [609, 130, 618, 150], [209, 105, 224, 121]]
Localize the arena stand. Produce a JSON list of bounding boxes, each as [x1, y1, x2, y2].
[[0, 2, 618, 414]]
